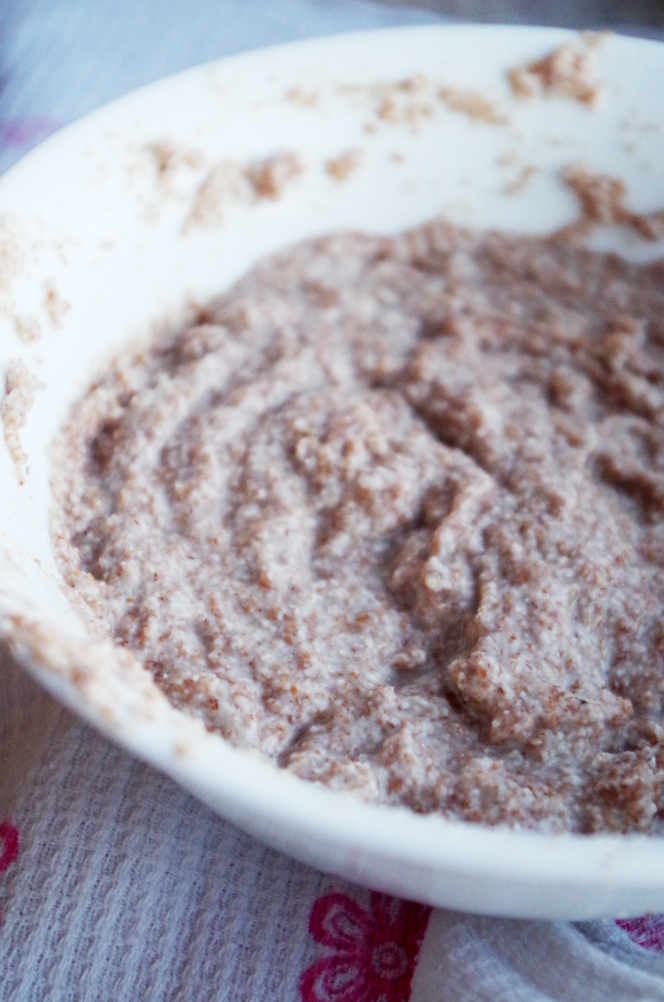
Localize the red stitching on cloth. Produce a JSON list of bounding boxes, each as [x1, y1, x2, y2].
[[0, 822, 18, 874], [300, 891, 431, 1002], [0, 119, 62, 148], [0, 821, 19, 927], [616, 915, 664, 953]]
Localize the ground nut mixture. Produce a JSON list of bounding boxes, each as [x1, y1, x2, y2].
[[52, 220, 664, 834]]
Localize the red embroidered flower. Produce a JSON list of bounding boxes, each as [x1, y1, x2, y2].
[[616, 915, 664, 953], [300, 891, 431, 1002], [0, 821, 19, 926]]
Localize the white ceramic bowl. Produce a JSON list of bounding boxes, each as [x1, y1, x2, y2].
[[2, 25, 664, 920]]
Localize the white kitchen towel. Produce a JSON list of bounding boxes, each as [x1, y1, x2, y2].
[[2, 2, 664, 999]]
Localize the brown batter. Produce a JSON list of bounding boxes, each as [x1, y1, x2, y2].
[[51, 218, 664, 833]]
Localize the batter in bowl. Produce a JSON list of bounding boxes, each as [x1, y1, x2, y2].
[[51, 218, 664, 833]]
